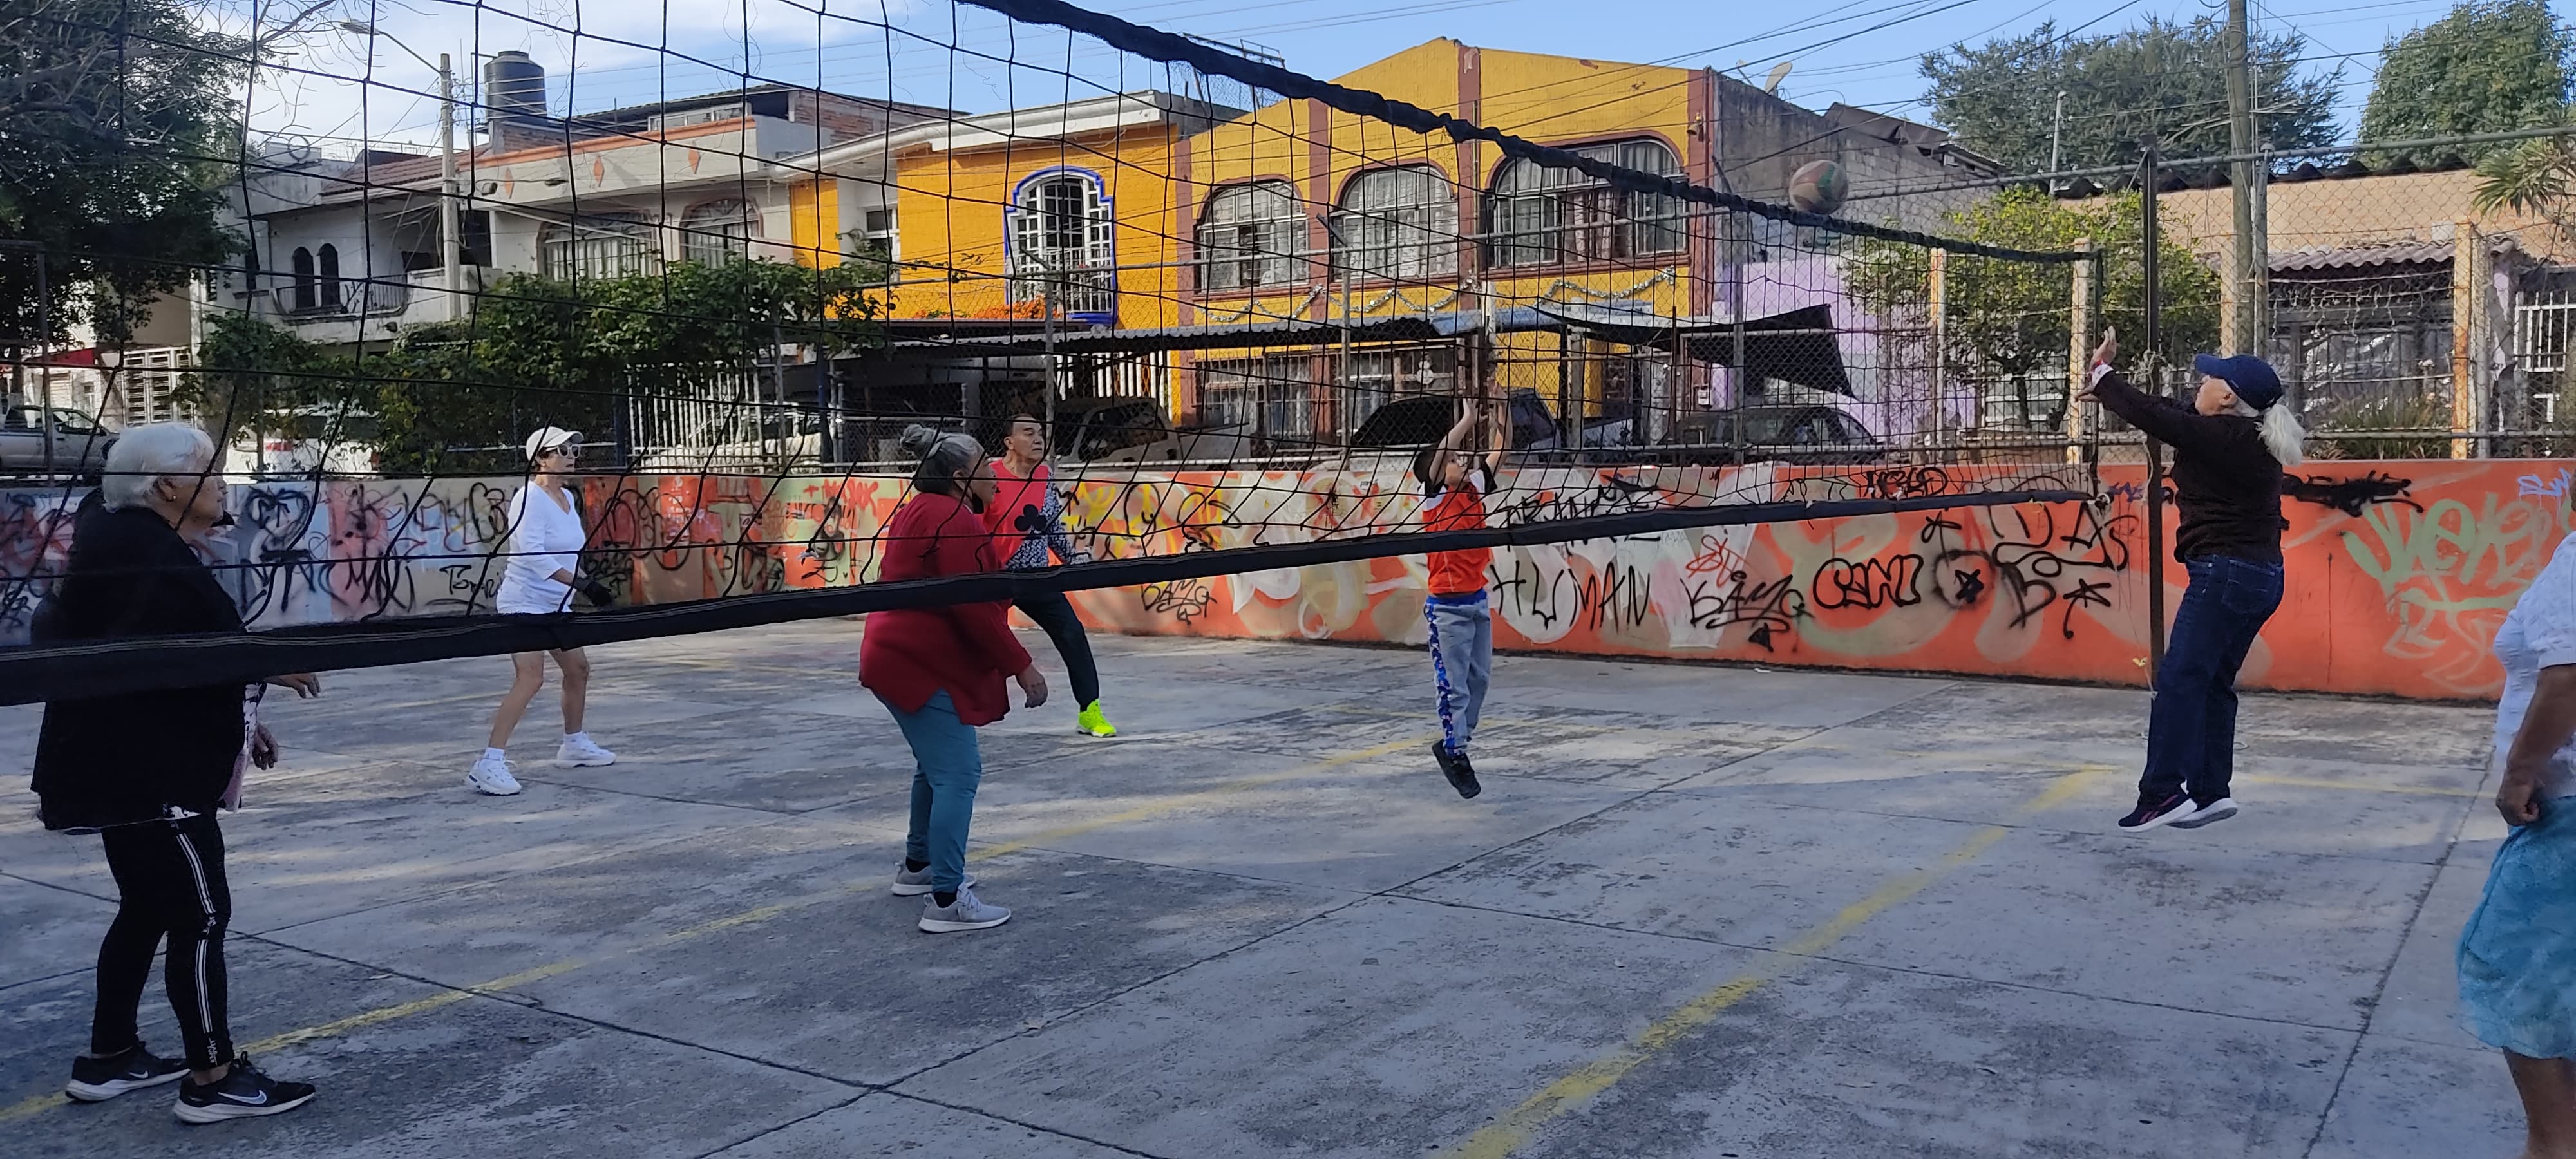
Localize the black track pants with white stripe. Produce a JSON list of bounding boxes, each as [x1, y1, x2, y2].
[[93, 811, 232, 1071]]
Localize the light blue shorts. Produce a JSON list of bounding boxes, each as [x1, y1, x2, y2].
[[2459, 795, 2576, 1059]]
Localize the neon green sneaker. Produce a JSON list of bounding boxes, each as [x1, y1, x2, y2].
[[1076, 701, 1119, 738]]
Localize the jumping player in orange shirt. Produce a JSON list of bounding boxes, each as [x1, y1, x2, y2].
[[1414, 396, 1508, 799]]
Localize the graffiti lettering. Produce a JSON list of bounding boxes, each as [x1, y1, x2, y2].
[[1140, 578, 1213, 623], [1812, 554, 1923, 610], [1685, 572, 1806, 651], [1854, 466, 1955, 500], [2518, 469, 2573, 499], [1490, 556, 1655, 632]]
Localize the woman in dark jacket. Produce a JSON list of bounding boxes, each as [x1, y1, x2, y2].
[[2085, 329, 2309, 833], [30, 422, 322, 1123], [862, 425, 1046, 935]]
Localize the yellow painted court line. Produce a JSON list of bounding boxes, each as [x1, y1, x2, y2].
[[1439, 766, 2105, 1159], [2237, 774, 2483, 799], [0, 733, 1433, 1126]]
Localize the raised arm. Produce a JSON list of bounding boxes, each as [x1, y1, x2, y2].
[[2088, 364, 2243, 455], [1436, 398, 1481, 455], [1481, 395, 1509, 474]]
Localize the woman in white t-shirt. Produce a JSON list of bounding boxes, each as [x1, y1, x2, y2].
[[469, 427, 618, 796], [2460, 526, 2576, 1153]]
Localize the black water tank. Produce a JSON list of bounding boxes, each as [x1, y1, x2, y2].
[[483, 50, 546, 125]]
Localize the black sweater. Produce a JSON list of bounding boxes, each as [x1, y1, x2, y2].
[[30, 505, 248, 831], [2091, 369, 2287, 564]]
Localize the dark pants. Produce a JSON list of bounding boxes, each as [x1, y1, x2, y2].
[[1014, 591, 1101, 708], [93, 812, 232, 1071], [2143, 554, 2284, 806]]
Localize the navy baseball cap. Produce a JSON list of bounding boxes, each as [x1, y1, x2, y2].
[[2192, 353, 2284, 410]]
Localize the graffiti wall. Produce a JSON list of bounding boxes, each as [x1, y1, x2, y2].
[[1053, 457, 2570, 701], [3, 459, 2566, 701]]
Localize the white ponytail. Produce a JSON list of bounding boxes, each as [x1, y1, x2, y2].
[[2231, 399, 2307, 466]]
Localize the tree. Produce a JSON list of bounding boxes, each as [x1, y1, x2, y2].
[[2359, 0, 2574, 165], [2471, 128, 2576, 247], [0, 0, 247, 352], [188, 257, 891, 475], [1848, 187, 2221, 428], [1920, 16, 2341, 175]]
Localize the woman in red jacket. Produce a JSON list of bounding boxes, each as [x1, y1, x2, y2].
[[862, 425, 1048, 933]]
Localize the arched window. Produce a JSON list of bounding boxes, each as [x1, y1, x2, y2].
[[1486, 139, 1685, 269], [316, 244, 343, 309], [681, 198, 758, 265], [542, 213, 654, 280], [1330, 165, 1456, 282], [1007, 169, 1113, 316], [290, 247, 316, 312], [1197, 180, 1303, 292]]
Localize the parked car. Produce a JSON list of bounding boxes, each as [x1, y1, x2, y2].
[[0, 406, 115, 478], [1049, 398, 1250, 466]]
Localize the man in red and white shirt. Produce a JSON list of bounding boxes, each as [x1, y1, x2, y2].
[[1412, 397, 1508, 799]]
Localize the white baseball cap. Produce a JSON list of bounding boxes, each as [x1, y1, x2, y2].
[[524, 426, 582, 462]]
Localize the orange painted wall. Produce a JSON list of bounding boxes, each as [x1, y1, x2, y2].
[[18, 459, 2558, 702]]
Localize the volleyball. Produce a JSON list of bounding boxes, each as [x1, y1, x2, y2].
[[1788, 158, 1851, 216]]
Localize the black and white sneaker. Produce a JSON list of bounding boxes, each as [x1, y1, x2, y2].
[[65, 1044, 187, 1102], [1432, 742, 1482, 800], [174, 1055, 316, 1124], [2117, 792, 2201, 832], [2170, 796, 2239, 829]]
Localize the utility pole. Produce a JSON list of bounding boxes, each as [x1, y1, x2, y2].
[[440, 53, 463, 322], [2048, 90, 2067, 187], [2223, 0, 2259, 354]]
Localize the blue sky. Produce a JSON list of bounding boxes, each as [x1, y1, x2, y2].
[[225, 0, 2566, 155]]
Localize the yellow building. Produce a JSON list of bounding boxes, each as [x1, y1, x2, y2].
[[787, 43, 1987, 444], [1169, 40, 1987, 447]]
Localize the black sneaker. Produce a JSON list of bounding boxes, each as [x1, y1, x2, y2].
[[2117, 791, 2201, 832], [1432, 742, 1482, 800], [174, 1055, 316, 1124], [65, 1044, 187, 1102]]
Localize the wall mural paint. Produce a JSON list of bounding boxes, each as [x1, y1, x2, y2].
[[3, 459, 2564, 701]]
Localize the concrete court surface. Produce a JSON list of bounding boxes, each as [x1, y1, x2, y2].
[[0, 621, 2530, 1158]]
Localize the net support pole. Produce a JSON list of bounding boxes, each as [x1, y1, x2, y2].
[[2141, 140, 2168, 685], [2066, 238, 2092, 467], [2453, 217, 2476, 460], [1927, 249, 1949, 450], [1339, 273, 1354, 457]]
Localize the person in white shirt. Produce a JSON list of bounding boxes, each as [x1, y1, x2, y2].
[[2460, 525, 2576, 1157], [470, 428, 617, 796]]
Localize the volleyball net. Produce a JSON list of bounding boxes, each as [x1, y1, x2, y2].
[[1, 0, 2104, 701]]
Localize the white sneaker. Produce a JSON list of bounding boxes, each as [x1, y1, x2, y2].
[[555, 736, 616, 768], [468, 756, 522, 796], [2169, 797, 2239, 829]]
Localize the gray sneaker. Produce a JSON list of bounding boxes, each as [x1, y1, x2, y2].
[[890, 861, 975, 898], [918, 885, 1011, 933]]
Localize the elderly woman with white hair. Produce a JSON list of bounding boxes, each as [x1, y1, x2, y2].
[[30, 422, 323, 1123]]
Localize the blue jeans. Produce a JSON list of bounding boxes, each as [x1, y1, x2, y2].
[[2142, 555, 2284, 804], [880, 690, 983, 892], [1426, 594, 1493, 754]]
